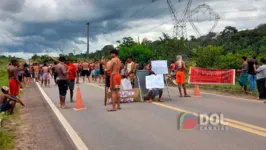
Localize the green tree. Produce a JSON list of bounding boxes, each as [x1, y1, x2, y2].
[[119, 44, 152, 68], [192, 45, 223, 68]]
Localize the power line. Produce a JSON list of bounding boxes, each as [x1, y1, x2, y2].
[[102, 0, 158, 37]]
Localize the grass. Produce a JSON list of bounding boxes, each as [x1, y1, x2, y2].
[[0, 58, 17, 150]]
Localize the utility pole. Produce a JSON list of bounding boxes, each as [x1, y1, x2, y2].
[[86, 22, 90, 55]]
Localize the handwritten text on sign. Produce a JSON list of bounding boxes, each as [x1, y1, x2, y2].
[[189, 67, 235, 85], [107, 91, 135, 103]]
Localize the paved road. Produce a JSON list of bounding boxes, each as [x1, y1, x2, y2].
[[39, 81, 266, 150]]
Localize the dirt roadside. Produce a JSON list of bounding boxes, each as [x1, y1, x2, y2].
[[13, 82, 75, 150]]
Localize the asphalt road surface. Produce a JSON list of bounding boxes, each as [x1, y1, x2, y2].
[[39, 81, 266, 150]]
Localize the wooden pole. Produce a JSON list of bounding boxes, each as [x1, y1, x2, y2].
[[104, 72, 107, 106], [45, 54, 68, 67]]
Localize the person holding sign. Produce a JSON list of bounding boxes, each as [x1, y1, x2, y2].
[[106, 49, 122, 111], [175, 55, 190, 97], [145, 71, 163, 103], [125, 56, 136, 88]]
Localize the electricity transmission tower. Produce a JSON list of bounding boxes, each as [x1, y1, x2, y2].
[[166, 0, 192, 39], [188, 2, 220, 37]]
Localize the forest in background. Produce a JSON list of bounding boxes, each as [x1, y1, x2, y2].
[[71, 24, 266, 70]]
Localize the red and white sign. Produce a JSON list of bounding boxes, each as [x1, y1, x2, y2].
[[188, 67, 235, 85]]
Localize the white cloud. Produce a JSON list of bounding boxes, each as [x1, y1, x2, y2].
[[0, 0, 266, 56]]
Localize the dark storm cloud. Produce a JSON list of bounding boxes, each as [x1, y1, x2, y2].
[[0, 0, 182, 53], [0, 0, 26, 13], [0, 0, 244, 54]]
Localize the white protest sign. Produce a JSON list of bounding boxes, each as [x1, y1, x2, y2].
[[146, 74, 165, 89], [151, 60, 168, 75], [121, 78, 133, 90]]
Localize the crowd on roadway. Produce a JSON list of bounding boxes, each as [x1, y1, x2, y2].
[[2, 51, 266, 114]]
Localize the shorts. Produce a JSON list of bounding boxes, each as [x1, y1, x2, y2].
[[42, 73, 50, 80], [176, 71, 185, 84], [9, 78, 19, 96], [100, 69, 104, 75], [239, 72, 248, 86], [18, 75, 23, 82], [110, 74, 121, 90], [0, 100, 15, 112], [67, 80, 75, 90], [34, 72, 39, 78], [82, 70, 90, 77], [53, 72, 57, 80], [91, 70, 95, 76], [95, 69, 100, 76], [57, 80, 68, 96], [149, 89, 160, 97], [106, 75, 110, 88], [24, 72, 30, 78], [171, 70, 176, 76]]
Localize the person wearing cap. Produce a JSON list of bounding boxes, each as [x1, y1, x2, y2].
[[0, 86, 25, 114], [105, 49, 122, 111], [55, 56, 70, 109]]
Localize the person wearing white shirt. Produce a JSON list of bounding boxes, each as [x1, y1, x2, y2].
[[254, 58, 266, 100]]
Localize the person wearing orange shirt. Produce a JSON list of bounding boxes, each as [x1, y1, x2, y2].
[[66, 59, 77, 102]]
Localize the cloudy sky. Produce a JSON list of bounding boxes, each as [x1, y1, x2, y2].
[[0, 0, 265, 58]]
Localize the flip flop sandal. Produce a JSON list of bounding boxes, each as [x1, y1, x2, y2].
[[184, 95, 191, 97], [61, 106, 70, 109], [117, 108, 122, 110], [107, 109, 116, 112]]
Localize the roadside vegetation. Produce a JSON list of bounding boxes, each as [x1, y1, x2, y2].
[[31, 24, 266, 96], [0, 57, 21, 150]]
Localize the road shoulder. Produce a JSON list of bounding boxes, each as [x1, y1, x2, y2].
[[14, 82, 75, 150]]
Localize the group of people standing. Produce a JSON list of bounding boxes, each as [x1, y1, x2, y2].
[[239, 56, 266, 100]]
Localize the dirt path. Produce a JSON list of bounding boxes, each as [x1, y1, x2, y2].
[[13, 82, 75, 150]]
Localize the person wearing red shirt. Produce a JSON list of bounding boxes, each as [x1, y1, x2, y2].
[[66, 59, 77, 102]]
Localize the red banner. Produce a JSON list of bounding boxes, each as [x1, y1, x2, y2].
[[188, 67, 235, 85]]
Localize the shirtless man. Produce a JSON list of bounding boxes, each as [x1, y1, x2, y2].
[[0, 86, 25, 114], [33, 63, 39, 82], [42, 64, 50, 87], [7, 60, 20, 97], [82, 61, 90, 82], [106, 49, 122, 111], [175, 55, 190, 97], [73, 60, 79, 84], [55, 56, 70, 109]]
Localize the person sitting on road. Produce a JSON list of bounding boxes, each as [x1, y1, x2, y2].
[[145, 71, 163, 103], [0, 86, 25, 114]]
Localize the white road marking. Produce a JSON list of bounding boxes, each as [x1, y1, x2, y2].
[[36, 83, 89, 150]]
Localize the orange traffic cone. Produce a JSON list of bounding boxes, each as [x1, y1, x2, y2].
[[73, 87, 86, 111], [193, 84, 201, 97]]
